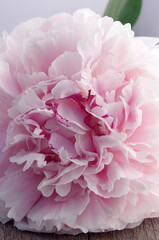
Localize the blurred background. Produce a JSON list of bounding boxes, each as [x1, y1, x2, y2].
[[0, 0, 158, 37]]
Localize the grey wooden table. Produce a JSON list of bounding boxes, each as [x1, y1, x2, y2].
[[0, 218, 159, 240]]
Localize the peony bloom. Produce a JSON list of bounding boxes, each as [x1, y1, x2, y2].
[[0, 8, 159, 234]]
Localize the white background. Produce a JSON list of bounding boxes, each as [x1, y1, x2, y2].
[[0, 0, 159, 37]]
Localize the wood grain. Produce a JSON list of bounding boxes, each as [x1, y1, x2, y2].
[[1, 218, 159, 240]]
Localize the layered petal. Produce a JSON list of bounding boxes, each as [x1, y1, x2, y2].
[[0, 8, 159, 235]]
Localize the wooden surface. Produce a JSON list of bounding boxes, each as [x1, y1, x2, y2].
[[0, 218, 159, 240]]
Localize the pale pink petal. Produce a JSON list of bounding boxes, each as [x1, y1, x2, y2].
[[49, 52, 82, 78], [10, 150, 46, 171], [57, 99, 89, 133], [0, 165, 42, 221], [49, 132, 77, 158], [51, 80, 81, 99]]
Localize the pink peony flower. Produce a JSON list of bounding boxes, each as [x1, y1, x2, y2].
[[0, 8, 159, 234]]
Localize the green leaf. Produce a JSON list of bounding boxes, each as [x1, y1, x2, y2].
[[103, 0, 142, 28]]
